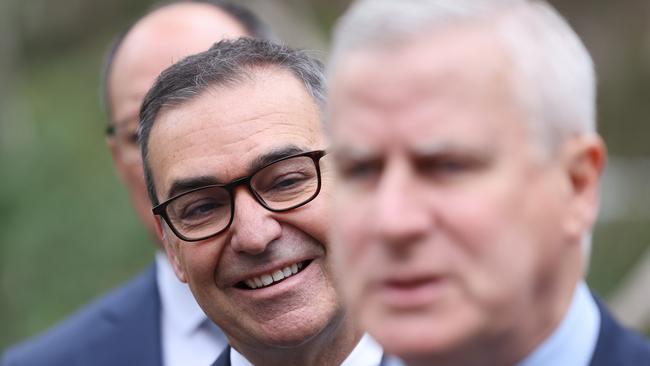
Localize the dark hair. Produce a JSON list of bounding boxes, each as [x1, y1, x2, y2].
[[139, 37, 326, 206], [101, 0, 275, 127]]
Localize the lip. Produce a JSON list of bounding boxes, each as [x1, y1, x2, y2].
[[376, 275, 448, 310], [229, 257, 321, 300]]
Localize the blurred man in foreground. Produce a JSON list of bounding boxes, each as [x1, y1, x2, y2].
[[2, 2, 271, 365], [139, 37, 382, 366], [327, 0, 650, 365]]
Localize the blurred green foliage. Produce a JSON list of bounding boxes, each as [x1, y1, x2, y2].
[[0, 38, 155, 348]]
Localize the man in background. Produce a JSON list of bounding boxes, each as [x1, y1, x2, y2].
[[327, 0, 650, 365], [2, 2, 272, 365]]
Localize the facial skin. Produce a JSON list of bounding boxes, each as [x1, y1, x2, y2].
[[328, 25, 604, 366], [106, 3, 248, 242], [148, 68, 358, 365]]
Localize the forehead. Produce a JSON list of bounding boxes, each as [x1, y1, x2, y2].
[[329, 25, 526, 149], [148, 68, 324, 197], [108, 3, 249, 127]]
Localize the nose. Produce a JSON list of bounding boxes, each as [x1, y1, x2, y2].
[[228, 186, 282, 255], [373, 160, 431, 247]]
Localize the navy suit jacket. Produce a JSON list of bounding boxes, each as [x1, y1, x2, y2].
[[590, 298, 650, 365], [1, 264, 162, 366]]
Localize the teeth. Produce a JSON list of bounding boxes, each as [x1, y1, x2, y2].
[[242, 262, 306, 289], [261, 274, 273, 286], [272, 270, 284, 281]]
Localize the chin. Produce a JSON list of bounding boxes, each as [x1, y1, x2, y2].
[[257, 320, 332, 348], [367, 309, 475, 359]]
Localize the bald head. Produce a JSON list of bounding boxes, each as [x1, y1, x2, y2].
[[108, 2, 251, 125], [104, 1, 267, 243]]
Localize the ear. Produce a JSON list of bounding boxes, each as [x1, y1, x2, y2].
[[157, 218, 188, 283], [561, 135, 606, 242]]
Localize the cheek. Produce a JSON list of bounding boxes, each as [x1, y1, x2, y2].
[[437, 186, 545, 304], [284, 190, 332, 244], [178, 241, 223, 288], [331, 191, 373, 263], [331, 195, 376, 304]]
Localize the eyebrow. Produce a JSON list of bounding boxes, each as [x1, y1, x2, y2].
[[166, 176, 220, 201], [247, 145, 306, 173], [164, 145, 308, 200]]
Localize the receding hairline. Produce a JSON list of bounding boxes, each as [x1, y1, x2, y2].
[[103, 2, 254, 122]]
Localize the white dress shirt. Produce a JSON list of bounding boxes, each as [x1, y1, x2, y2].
[[156, 251, 228, 366], [231, 333, 383, 366]]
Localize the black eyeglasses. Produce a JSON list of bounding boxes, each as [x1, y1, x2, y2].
[[153, 150, 326, 242]]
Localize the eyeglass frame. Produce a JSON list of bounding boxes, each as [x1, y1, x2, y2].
[[152, 149, 327, 242]]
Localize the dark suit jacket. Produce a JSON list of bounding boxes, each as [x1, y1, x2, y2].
[[211, 346, 391, 366], [590, 298, 650, 366], [1, 264, 162, 366]]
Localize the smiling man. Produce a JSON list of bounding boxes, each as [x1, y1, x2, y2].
[[138, 38, 383, 366], [327, 0, 650, 366]]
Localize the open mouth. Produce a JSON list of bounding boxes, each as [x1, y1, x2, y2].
[[235, 260, 312, 290]]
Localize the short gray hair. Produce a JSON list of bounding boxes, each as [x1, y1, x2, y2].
[[139, 37, 326, 205], [330, 0, 597, 153]]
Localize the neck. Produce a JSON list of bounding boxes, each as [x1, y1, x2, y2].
[[234, 312, 363, 366]]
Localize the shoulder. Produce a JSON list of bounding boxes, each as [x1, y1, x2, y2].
[[590, 297, 650, 366], [2, 265, 159, 366]]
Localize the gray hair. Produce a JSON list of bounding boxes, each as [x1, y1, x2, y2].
[[330, 0, 597, 153], [139, 37, 326, 206], [330, 0, 597, 262]]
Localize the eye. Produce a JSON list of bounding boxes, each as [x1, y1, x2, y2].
[[180, 199, 225, 222], [268, 173, 310, 191], [336, 159, 383, 190], [415, 154, 483, 180]]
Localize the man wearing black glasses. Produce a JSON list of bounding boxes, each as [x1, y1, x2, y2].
[[139, 38, 383, 366]]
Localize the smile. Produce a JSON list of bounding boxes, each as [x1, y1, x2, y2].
[[236, 260, 311, 290]]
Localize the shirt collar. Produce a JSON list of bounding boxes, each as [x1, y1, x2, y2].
[[518, 281, 600, 366], [156, 251, 209, 335], [230, 333, 384, 366]]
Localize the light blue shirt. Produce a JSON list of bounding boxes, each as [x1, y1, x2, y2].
[[156, 251, 228, 366], [518, 281, 600, 366]]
